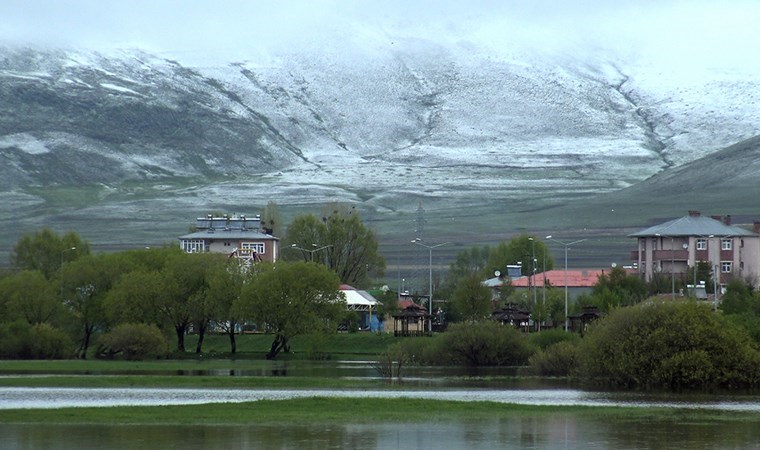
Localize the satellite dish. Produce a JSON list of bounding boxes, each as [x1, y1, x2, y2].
[[494, 270, 501, 277]]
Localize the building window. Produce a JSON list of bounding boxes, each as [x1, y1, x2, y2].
[[696, 239, 707, 250], [241, 242, 266, 254], [181, 239, 206, 253], [721, 239, 732, 251], [721, 261, 732, 273]]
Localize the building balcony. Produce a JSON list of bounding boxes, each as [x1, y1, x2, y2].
[[652, 249, 689, 261]]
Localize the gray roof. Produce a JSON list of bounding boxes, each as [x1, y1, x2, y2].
[[629, 215, 757, 238], [179, 230, 278, 240]]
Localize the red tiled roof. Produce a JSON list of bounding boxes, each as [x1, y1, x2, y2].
[[509, 269, 604, 288]]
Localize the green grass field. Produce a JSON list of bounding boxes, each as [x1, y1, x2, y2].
[[1, 398, 755, 426]]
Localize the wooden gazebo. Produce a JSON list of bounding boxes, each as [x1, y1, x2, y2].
[[491, 303, 532, 332], [568, 305, 603, 335], [392, 303, 431, 337]]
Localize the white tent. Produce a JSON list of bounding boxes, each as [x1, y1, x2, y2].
[[341, 287, 380, 311]]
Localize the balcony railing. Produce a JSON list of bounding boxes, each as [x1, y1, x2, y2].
[[652, 249, 689, 261]]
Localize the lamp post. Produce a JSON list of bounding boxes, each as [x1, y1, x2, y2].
[[528, 237, 537, 309], [411, 238, 449, 332], [714, 263, 720, 311], [290, 243, 332, 262], [60, 246, 76, 300], [546, 236, 586, 331], [670, 236, 675, 300]]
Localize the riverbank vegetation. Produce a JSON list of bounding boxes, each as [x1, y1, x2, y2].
[[2, 228, 760, 391]]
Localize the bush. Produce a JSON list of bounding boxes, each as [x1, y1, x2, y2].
[[0, 321, 74, 359], [724, 313, 760, 345], [529, 328, 580, 350], [0, 320, 32, 358], [29, 323, 74, 359], [577, 301, 760, 389], [529, 341, 579, 377], [439, 321, 534, 367], [96, 323, 169, 360], [395, 336, 448, 366]]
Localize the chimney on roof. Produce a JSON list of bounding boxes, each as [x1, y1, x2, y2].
[[688, 210, 701, 217], [723, 215, 732, 226], [754, 221, 760, 234]]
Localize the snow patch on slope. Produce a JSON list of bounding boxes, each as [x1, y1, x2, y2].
[[0, 133, 51, 154]]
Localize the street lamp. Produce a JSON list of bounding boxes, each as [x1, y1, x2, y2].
[[411, 238, 450, 332], [528, 237, 537, 309], [546, 236, 586, 331], [60, 246, 76, 300], [290, 243, 332, 262]]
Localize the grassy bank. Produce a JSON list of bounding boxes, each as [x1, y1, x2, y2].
[[174, 332, 400, 360], [2, 398, 756, 426], [0, 374, 387, 389]]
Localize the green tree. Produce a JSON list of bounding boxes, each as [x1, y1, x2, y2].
[[60, 253, 128, 358], [158, 251, 214, 352], [0, 270, 60, 325], [11, 228, 90, 279], [686, 261, 714, 295], [235, 261, 344, 360], [438, 245, 490, 301], [721, 278, 755, 314], [186, 253, 230, 354], [486, 234, 553, 277], [284, 214, 325, 262], [285, 204, 385, 286], [260, 200, 283, 236], [451, 273, 492, 322], [591, 266, 647, 311], [104, 270, 164, 326], [206, 258, 251, 354]]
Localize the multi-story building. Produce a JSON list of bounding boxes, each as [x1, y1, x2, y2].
[[629, 211, 760, 288], [178, 214, 279, 263]]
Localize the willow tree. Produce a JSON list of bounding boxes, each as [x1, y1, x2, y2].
[[236, 261, 344, 360], [11, 228, 90, 279], [285, 203, 385, 287]]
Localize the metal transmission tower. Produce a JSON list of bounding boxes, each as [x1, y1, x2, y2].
[[412, 202, 428, 295]]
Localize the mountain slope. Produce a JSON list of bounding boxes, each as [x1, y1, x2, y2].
[[1, 41, 759, 266], [592, 134, 760, 218]]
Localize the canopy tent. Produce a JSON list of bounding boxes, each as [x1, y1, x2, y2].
[[340, 285, 381, 311]]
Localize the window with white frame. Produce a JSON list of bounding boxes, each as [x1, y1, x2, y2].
[[696, 239, 707, 250], [241, 242, 265, 254], [721, 261, 732, 273], [181, 239, 206, 253], [721, 239, 732, 251]]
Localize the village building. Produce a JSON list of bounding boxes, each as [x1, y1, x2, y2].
[[178, 214, 280, 263], [629, 211, 760, 289], [485, 269, 604, 301]]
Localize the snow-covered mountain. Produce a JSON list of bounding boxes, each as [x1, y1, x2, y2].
[[1, 37, 759, 261]]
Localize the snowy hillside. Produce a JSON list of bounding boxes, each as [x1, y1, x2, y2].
[[1, 34, 759, 257]]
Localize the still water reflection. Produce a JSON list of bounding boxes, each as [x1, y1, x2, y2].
[[2, 414, 758, 449]]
